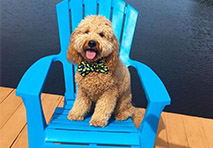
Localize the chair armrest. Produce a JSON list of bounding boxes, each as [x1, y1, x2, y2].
[[129, 59, 171, 147], [16, 55, 56, 98], [16, 55, 57, 147], [129, 59, 171, 104]]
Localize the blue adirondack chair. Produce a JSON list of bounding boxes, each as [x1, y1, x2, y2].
[[16, 0, 171, 147]]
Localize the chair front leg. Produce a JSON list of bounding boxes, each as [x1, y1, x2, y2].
[[22, 95, 46, 148], [139, 102, 166, 148]]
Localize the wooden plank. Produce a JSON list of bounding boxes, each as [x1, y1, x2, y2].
[[0, 87, 212, 148], [0, 93, 46, 148], [10, 125, 28, 148], [182, 115, 209, 148], [0, 90, 22, 128], [154, 112, 168, 148], [0, 92, 46, 128], [0, 87, 14, 104], [0, 101, 27, 148], [42, 95, 63, 124], [200, 118, 213, 147], [58, 96, 64, 107], [165, 112, 189, 148], [11, 94, 63, 148]]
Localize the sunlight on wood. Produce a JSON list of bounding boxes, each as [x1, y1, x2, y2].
[[0, 87, 212, 148]]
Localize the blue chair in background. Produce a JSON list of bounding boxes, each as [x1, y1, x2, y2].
[[16, 0, 171, 147]]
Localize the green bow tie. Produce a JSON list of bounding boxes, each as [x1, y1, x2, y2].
[[78, 59, 109, 77]]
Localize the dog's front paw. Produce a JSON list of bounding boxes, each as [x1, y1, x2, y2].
[[89, 118, 108, 127], [67, 111, 84, 121], [115, 112, 130, 121]]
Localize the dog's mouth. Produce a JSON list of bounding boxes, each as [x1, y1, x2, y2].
[[85, 49, 98, 60]]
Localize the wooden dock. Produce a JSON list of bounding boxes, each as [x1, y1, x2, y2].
[[0, 87, 212, 148]]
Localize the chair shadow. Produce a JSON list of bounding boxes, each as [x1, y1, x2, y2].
[[132, 109, 189, 148], [154, 115, 188, 148]]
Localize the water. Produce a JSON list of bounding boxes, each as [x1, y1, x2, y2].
[[1, 0, 213, 118]]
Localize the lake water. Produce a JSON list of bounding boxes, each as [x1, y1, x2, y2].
[[1, 0, 213, 118]]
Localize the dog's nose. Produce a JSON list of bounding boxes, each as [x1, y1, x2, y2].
[[88, 40, 96, 48]]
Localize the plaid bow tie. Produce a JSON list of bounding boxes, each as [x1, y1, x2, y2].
[[78, 59, 109, 77]]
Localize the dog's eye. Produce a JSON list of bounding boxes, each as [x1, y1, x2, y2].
[[85, 30, 89, 34], [99, 33, 104, 37]]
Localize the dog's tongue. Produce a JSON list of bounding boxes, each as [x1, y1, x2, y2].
[[86, 50, 96, 59]]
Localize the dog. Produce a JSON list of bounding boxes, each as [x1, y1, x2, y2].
[[67, 15, 137, 127]]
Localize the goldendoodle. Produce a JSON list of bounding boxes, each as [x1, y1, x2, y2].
[[67, 15, 136, 127]]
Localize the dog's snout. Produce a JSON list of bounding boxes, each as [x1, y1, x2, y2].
[[88, 40, 96, 48]]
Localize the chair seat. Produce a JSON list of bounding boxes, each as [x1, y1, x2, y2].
[[44, 107, 140, 147]]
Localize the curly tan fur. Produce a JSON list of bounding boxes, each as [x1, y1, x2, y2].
[[67, 15, 137, 127]]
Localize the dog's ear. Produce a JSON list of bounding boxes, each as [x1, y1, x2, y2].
[[106, 35, 119, 70], [67, 31, 81, 65]]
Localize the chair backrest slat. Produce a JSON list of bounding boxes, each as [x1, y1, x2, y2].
[[84, 0, 98, 16], [111, 0, 126, 42], [119, 5, 138, 60], [56, 0, 75, 100], [56, 0, 71, 56], [69, 0, 84, 92], [98, 0, 112, 20], [56, 0, 138, 102], [70, 0, 83, 32]]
